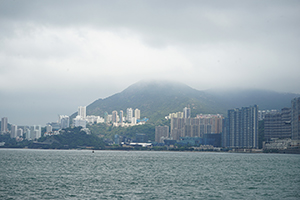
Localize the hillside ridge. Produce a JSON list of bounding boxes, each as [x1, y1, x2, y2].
[[71, 80, 299, 122]]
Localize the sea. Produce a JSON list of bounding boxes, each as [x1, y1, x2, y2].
[[0, 149, 299, 200]]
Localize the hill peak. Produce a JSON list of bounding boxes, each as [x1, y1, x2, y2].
[[123, 79, 196, 94]]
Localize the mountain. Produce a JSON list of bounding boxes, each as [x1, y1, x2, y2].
[[71, 80, 299, 122], [83, 80, 226, 122]]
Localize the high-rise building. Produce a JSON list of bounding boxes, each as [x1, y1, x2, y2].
[[112, 110, 118, 123], [59, 115, 70, 129], [170, 118, 185, 140], [223, 105, 258, 148], [291, 97, 300, 140], [119, 110, 123, 123], [26, 128, 31, 140], [46, 124, 52, 133], [104, 112, 108, 123], [264, 108, 291, 140], [183, 107, 191, 118], [126, 108, 133, 122], [1, 117, 8, 134], [264, 110, 282, 140], [73, 116, 86, 128], [155, 126, 169, 143], [28, 126, 41, 140], [17, 128, 23, 137], [196, 114, 223, 134], [134, 108, 140, 120], [131, 117, 137, 124], [10, 124, 18, 138], [34, 125, 41, 139], [78, 106, 86, 119], [281, 107, 292, 138]]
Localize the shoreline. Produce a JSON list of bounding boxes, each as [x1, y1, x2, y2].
[[1, 147, 299, 154]]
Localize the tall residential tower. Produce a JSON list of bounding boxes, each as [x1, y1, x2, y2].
[[223, 105, 258, 148], [291, 97, 300, 140], [1, 117, 8, 134]]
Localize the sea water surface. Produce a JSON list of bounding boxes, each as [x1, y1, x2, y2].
[[0, 149, 299, 199]]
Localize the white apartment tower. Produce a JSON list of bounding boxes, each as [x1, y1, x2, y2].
[[46, 124, 52, 133], [135, 108, 140, 120], [74, 116, 86, 128], [183, 107, 191, 118], [78, 106, 86, 119], [17, 128, 23, 137], [1, 117, 8, 134], [59, 115, 70, 129], [291, 97, 300, 140], [126, 108, 133, 122], [10, 124, 18, 138]]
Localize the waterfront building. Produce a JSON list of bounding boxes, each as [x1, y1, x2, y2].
[[155, 125, 169, 143], [264, 108, 291, 140], [281, 107, 292, 138], [263, 138, 293, 150], [170, 113, 224, 141], [264, 110, 282, 140], [223, 105, 258, 148], [291, 97, 300, 140], [170, 117, 185, 140], [136, 133, 147, 143], [1, 117, 8, 134]]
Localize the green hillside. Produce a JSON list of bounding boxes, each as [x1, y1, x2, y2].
[[70, 80, 299, 124], [83, 80, 227, 123]]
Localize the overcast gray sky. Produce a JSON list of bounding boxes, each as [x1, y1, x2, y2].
[[1, 0, 299, 125]]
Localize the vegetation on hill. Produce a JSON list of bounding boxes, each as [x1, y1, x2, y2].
[[71, 80, 227, 123], [87, 117, 171, 142], [0, 127, 106, 149], [71, 80, 299, 125], [36, 126, 106, 149]]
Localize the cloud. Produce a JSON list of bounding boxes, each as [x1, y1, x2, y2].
[[0, 0, 300, 125]]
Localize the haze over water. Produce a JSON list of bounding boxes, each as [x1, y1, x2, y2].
[[0, 149, 299, 199]]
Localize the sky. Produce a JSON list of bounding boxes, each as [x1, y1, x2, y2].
[[0, 0, 300, 125]]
